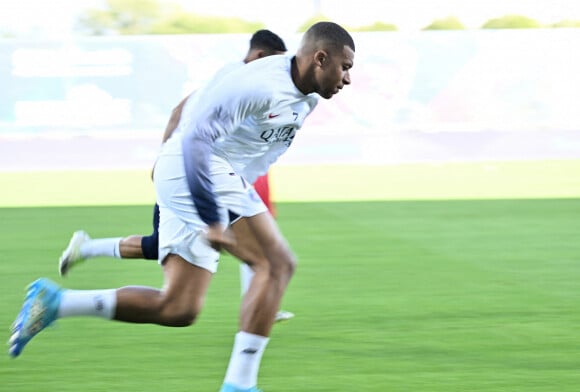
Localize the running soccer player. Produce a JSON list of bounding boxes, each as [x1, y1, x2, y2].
[[58, 29, 293, 322], [10, 22, 355, 392]]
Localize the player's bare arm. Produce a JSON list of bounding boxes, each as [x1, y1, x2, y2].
[[161, 95, 190, 143]]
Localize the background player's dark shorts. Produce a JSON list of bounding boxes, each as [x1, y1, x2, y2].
[[141, 203, 160, 260]]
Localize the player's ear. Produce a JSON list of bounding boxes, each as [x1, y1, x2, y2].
[[255, 49, 266, 59], [314, 50, 328, 67]]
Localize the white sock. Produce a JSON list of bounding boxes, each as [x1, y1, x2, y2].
[[80, 238, 122, 259], [223, 331, 269, 389], [239, 264, 255, 297], [57, 289, 117, 319]]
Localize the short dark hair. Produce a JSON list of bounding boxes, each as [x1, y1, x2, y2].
[[304, 22, 355, 52], [250, 29, 287, 52]]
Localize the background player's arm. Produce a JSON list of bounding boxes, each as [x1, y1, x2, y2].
[[151, 95, 190, 180], [161, 95, 190, 143]]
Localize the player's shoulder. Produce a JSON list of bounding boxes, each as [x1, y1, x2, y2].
[[225, 55, 291, 97], [215, 61, 245, 77], [241, 55, 291, 81], [246, 53, 289, 67]]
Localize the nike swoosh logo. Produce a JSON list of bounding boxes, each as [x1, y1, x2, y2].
[[268, 113, 280, 119]]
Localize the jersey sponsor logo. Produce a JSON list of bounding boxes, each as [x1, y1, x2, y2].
[[241, 348, 258, 354], [268, 113, 280, 119], [260, 126, 296, 147]]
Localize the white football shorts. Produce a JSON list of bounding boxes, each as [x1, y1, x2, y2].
[[153, 154, 267, 273]]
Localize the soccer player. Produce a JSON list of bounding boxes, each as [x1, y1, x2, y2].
[[9, 22, 355, 392], [58, 29, 293, 322]]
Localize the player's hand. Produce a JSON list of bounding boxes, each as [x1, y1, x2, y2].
[[205, 223, 236, 251]]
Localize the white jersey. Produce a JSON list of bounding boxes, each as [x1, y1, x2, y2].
[[159, 54, 319, 224], [177, 61, 243, 123]]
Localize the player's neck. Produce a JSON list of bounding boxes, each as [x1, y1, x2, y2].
[[291, 56, 312, 96]]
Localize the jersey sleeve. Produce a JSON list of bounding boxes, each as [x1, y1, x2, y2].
[[180, 73, 269, 225]]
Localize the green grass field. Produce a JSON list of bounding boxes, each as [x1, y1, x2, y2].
[[1, 161, 579, 391]]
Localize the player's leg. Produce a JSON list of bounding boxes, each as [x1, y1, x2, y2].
[[117, 235, 146, 258], [59, 232, 144, 275], [59, 204, 160, 275], [58, 230, 121, 275], [113, 188, 218, 327], [227, 218, 294, 323], [220, 212, 295, 391], [113, 254, 211, 325], [10, 247, 214, 357], [239, 174, 273, 304], [236, 212, 295, 334], [92, 203, 159, 260], [13, 185, 217, 358], [236, 174, 292, 323]]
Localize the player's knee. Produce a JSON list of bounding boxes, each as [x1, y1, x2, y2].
[[284, 251, 297, 278], [159, 297, 202, 327], [270, 248, 296, 280], [170, 310, 198, 327], [163, 305, 199, 327]]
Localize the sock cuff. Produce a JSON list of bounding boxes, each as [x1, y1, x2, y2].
[[58, 288, 117, 319], [237, 331, 270, 349], [113, 239, 122, 258]]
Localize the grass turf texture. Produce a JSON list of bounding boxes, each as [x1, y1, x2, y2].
[[1, 199, 579, 391]]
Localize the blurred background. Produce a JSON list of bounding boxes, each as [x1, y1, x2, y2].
[[1, 0, 579, 204]]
